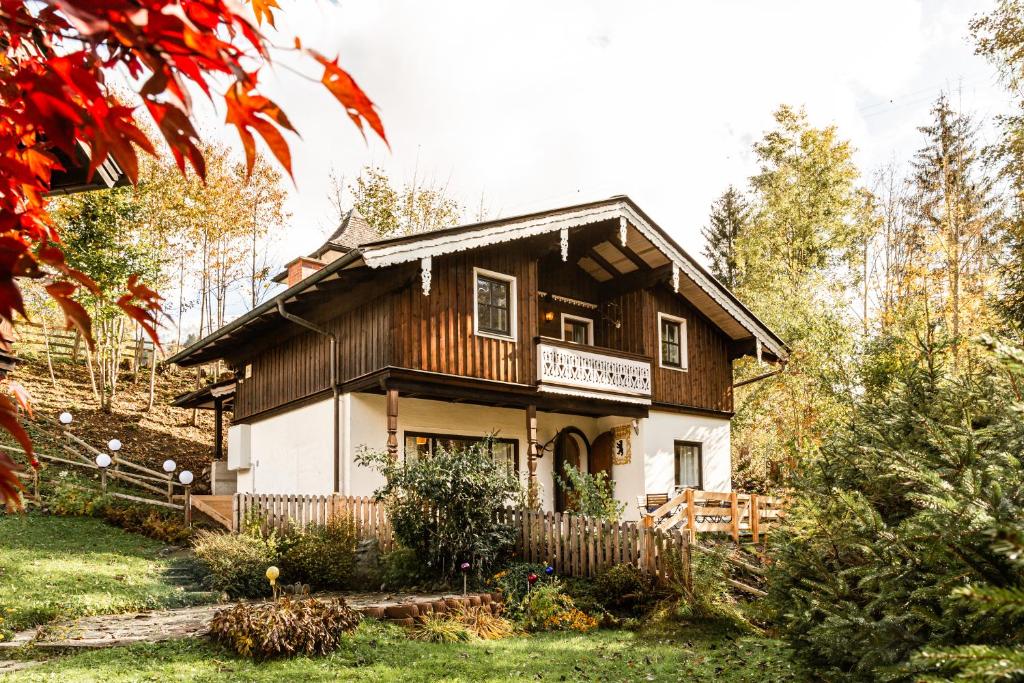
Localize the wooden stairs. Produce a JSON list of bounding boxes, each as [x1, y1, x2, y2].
[[189, 495, 234, 530]]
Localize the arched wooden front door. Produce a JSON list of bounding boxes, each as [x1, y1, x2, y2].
[[589, 431, 614, 481], [554, 428, 590, 513]]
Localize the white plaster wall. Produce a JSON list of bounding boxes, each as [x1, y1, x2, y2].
[[641, 411, 731, 499], [235, 398, 335, 495], [228, 390, 731, 522]]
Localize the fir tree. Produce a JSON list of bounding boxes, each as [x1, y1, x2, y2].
[[701, 186, 750, 288]]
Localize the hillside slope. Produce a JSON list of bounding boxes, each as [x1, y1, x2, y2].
[[8, 355, 217, 482]]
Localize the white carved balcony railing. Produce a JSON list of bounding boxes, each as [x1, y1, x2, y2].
[[536, 339, 652, 403]]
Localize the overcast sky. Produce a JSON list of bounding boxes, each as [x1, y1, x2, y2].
[[186, 0, 1011, 333]]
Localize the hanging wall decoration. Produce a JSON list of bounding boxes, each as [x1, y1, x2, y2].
[[612, 425, 632, 465]]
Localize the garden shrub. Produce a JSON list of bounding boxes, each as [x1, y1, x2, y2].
[[555, 462, 625, 522], [488, 562, 548, 615], [673, 545, 752, 633], [519, 581, 598, 632], [192, 528, 278, 598], [457, 605, 514, 640], [47, 479, 192, 544], [357, 440, 522, 580], [591, 563, 657, 616], [208, 596, 361, 659], [380, 547, 431, 589], [279, 516, 359, 589]]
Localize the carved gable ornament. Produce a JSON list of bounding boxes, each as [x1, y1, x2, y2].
[[612, 425, 632, 465]]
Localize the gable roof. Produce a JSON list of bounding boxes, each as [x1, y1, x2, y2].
[[357, 195, 787, 360], [168, 195, 787, 367]]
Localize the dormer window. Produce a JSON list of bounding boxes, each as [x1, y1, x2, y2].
[[474, 268, 517, 341], [658, 312, 687, 371]]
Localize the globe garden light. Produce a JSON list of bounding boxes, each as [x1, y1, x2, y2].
[[162, 460, 176, 473], [266, 566, 279, 584], [178, 470, 194, 486], [107, 439, 122, 452], [94, 453, 112, 468], [59, 412, 73, 425]]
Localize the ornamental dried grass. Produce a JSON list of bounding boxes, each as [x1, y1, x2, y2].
[[208, 597, 361, 659], [409, 613, 473, 643]]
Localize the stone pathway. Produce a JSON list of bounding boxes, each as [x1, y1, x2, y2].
[[0, 591, 493, 652]]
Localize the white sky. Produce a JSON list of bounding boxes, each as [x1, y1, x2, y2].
[[183, 0, 1011, 336]]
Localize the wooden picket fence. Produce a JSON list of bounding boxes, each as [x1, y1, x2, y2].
[[15, 325, 157, 366], [642, 489, 785, 543], [232, 492, 395, 552], [499, 508, 691, 584]]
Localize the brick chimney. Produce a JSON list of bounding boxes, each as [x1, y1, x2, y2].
[[285, 257, 325, 287]]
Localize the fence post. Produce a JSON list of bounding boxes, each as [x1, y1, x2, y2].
[[640, 514, 655, 575], [730, 491, 739, 543], [683, 528, 695, 595], [231, 493, 239, 533], [685, 488, 696, 537], [184, 484, 192, 527], [750, 493, 760, 544]]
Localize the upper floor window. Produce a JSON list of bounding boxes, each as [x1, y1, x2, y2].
[[658, 312, 687, 370], [474, 268, 517, 340], [561, 314, 594, 345], [674, 441, 703, 490]]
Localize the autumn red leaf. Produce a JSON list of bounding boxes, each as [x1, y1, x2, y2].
[[8, 381, 33, 419], [0, 0, 387, 510]]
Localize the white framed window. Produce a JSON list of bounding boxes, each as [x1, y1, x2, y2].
[[658, 312, 688, 371], [473, 267, 517, 341], [560, 313, 594, 345]]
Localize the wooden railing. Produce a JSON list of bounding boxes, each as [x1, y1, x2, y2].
[[500, 508, 690, 584], [641, 489, 785, 543], [536, 338, 651, 399], [232, 492, 394, 552]]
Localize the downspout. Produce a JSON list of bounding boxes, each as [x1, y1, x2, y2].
[[276, 300, 340, 493]]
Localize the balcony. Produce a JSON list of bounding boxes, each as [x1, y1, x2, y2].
[[535, 338, 652, 404]]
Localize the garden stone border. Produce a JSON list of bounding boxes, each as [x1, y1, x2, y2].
[[0, 591, 505, 651]]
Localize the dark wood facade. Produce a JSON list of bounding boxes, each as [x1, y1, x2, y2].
[[229, 240, 735, 422]]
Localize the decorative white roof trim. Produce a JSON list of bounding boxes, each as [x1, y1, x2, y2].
[[537, 383, 652, 406], [361, 200, 786, 359], [420, 256, 432, 296], [538, 291, 599, 310]]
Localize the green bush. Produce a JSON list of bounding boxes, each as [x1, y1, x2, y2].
[[518, 581, 598, 632], [379, 547, 430, 589], [208, 596, 361, 659], [47, 480, 192, 544], [279, 516, 359, 590], [555, 462, 625, 522], [192, 529, 278, 598], [488, 562, 548, 616], [357, 440, 522, 580], [592, 563, 656, 616], [674, 545, 751, 633]]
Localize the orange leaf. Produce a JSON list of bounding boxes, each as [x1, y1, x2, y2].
[[250, 0, 280, 27], [45, 281, 94, 349], [312, 52, 388, 146], [0, 394, 32, 511], [8, 381, 32, 419]]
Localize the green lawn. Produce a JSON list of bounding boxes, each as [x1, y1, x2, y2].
[[0, 513, 209, 634], [6, 620, 805, 682]]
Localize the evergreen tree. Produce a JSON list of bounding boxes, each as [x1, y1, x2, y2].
[[766, 338, 1024, 682], [701, 186, 750, 288], [909, 94, 1002, 367]]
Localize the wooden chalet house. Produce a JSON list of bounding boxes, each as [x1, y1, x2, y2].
[[169, 197, 787, 521]]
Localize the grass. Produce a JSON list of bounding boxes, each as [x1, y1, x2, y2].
[[0, 513, 210, 635], [5, 620, 806, 682]]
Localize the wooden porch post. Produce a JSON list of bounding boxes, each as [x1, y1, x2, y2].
[[526, 404, 539, 508], [386, 388, 399, 461], [213, 397, 224, 461]]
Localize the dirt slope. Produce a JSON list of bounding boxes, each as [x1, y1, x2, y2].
[[9, 355, 217, 481]]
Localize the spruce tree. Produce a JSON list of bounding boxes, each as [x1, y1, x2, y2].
[[767, 338, 1024, 681], [701, 186, 750, 288]]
